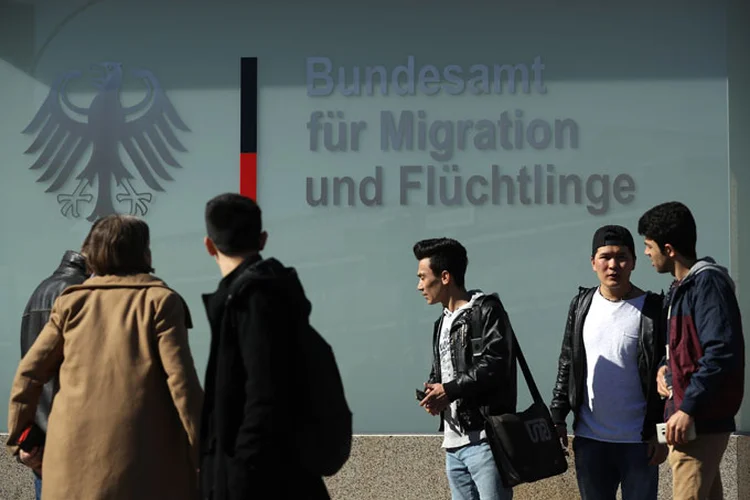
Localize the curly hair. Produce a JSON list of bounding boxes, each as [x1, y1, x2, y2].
[[637, 201, 697, 259]]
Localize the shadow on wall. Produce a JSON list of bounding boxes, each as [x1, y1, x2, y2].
[[0, 1, 34, 71], [0, 0, 728, 90]]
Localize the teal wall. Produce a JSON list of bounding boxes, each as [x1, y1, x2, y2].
[[0, 0, 742, 434]]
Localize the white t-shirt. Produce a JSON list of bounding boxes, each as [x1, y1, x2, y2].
[[575, 289, 648, 443], [438, 292, 487, 449]]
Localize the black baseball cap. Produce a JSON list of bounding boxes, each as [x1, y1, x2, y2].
[[592, 225, 636, 259]]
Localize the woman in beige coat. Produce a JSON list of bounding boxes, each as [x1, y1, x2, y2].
[[7, 215, 204, 500]]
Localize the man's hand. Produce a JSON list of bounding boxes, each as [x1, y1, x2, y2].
[[666, 410, 694, 446], [656, 365, 670, 398], [647, 438, 668, 465], [555, 424, 568, 449], [419, 383, 450, 416], [19, 446, 43, 475]]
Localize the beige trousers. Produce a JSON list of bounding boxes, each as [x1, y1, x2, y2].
[[668, 432, 730, 500]]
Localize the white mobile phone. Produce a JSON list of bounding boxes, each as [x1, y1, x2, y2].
[[656, 421, 697, 444]]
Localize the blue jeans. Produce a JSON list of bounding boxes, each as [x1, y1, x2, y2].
[[445, 441, 513, 500], [573, 436, 658, 500], [34, 476, 41, 500]]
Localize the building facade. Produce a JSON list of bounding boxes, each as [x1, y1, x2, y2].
[[1, 0, 748, 498]]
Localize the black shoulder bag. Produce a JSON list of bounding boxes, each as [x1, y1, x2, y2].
[[472, 307, 568, 488]]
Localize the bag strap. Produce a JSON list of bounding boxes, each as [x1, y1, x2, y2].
[[471, 300, 544, 405], [509, 329, 544, 405]]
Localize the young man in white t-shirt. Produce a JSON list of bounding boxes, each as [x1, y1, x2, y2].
[[550, 225, 668, 500]]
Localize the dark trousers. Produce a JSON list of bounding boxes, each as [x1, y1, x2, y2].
[[573, 436, 658, 500]]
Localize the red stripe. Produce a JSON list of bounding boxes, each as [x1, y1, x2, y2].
[[18, 426, 31, 444], [240, 153, 257, 200]]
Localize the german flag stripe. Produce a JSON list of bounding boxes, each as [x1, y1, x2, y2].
[[240, 57, 258, 200]]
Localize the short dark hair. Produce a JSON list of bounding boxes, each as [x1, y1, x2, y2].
[[84, 215, 154, 276], [413, 238, 468, 288], [637, 201, 697, 259], [205, 193, 263, 256]]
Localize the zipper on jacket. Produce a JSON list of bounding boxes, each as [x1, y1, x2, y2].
[[450, 318, 470, 374]]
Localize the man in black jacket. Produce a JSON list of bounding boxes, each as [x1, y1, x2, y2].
[[199, 193, 330, 500], [414, 238, 516, 500], [17, 248, 89, 499], [550, 225, 667, 500]]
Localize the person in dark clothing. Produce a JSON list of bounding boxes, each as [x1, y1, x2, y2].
[[550, 225, 667, 500], [199, 193, 330, 500], [17, 248, 89, 499], [638, 201, 744, 500]]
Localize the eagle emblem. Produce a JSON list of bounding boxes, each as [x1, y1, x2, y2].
[[22, 62, 190, 221]]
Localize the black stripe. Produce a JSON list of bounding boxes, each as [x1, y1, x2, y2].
[[241, 57, 258, 154]]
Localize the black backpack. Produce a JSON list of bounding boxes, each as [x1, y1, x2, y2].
[[293, 320, 353, 476], [229, 265, 353, 477]]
